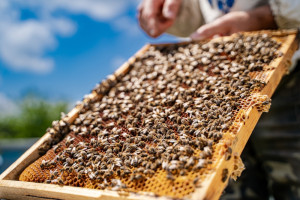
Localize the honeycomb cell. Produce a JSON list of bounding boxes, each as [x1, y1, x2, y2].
[[19, 32, 282, 199]]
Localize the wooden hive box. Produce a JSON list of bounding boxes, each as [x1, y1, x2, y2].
[[0, 30, 298, 200]]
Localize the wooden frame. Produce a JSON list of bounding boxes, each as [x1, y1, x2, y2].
[[0, 30, 298, 200]]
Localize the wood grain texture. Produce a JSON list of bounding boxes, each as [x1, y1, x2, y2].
[[0, 180, 177, 200], [0, 30, 298, 200]]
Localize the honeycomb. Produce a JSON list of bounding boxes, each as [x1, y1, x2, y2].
[[19, 32, 283, 199]]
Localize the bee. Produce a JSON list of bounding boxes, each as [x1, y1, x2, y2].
[[166, 173, 175, 181], [53, 144, 62, 153], [50, 170, 58, 180], [148, 147, 156, 154], [66, 158, 73, 165], [57, 177, 64, 185], [65, 136, 75, 146], [130, 156, 139, 167], [194, 159, 206, 170], [201, 146, 211, 158], [88, 172, 96, 180], [144, 169, 155, 176], [78, 132, 88, 137], [193, 177, 200, 185], [221, 168, 229, 182], [106, 122, 115, 129], [179, 169, 187, 176], [225, 147, 232, 161]]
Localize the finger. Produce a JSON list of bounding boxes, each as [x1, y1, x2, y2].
[[148, 17, 160, 37], [162, 0, 182, 19], [151, 19, 174, 37], [138, 15, 148, 34], [140, 0, 165, 37], [138, 14, 166, 38], [142, 0, 164, 18], [190, 19, 229, 40]]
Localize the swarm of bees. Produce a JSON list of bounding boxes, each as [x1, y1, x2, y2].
[[20, 33, 281, 197]]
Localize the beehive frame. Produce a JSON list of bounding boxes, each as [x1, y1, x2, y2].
[[0, 30, 298, 200]]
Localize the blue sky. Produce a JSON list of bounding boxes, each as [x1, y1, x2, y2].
[[0, 0, 178, 114]]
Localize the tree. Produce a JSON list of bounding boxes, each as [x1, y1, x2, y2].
[[0, 95, 68, 138]]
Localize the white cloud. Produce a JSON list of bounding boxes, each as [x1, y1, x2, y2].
[[0, 0, 76, 73], [0, 20, 55, 73], [0, 0, 138, 74], [0, 93, 18, 115]]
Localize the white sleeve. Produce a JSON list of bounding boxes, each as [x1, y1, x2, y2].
[[166, 0, 204, 37], [269, 0, 300, 29]]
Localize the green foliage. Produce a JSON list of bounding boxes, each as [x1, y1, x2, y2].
[[0, 96, 68, 138]]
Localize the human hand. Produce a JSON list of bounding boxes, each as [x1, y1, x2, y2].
[[138, 0, 182, 38], [190, 5, 277, 40]]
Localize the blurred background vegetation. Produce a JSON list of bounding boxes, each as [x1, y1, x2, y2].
[[0, 95, 68, 139]]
